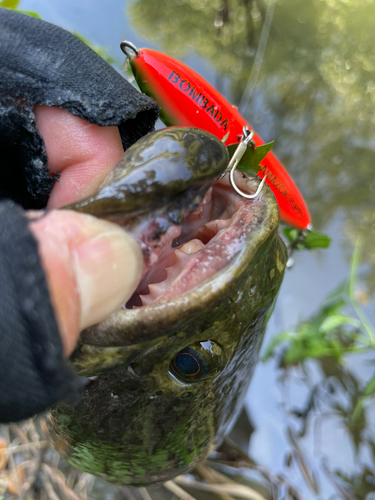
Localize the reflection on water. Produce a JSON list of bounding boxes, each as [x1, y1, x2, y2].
[[129, 0, 375, 293], [126, 4, 375, 495], [3, 0, 375, 498]]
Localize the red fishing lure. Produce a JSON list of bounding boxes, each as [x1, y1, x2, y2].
[[123, 43, 311, 230]]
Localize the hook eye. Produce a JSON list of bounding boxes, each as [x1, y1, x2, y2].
[[120, 41, 139, 58]]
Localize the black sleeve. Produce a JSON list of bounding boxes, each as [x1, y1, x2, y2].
[[0, 201, 80, 424]]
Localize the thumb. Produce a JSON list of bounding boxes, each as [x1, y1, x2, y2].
[[29, 210, 143, 356]]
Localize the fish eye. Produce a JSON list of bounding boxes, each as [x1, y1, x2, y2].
[[170, 340, 225, 383]]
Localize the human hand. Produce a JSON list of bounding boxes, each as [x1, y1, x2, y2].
[[0, 8, 159, 423], [29, 105, 143, 356]]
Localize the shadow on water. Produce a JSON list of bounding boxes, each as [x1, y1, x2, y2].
[[1, 0, 374, 498]]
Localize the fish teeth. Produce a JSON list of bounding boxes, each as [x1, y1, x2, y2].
[[140, 283, 168, 305], [180, 238, 205, 254], [139, 249, 192, 305], [164, 250, 189, 281], [173, 248, 191, 265], [205, 219, 231, 234]]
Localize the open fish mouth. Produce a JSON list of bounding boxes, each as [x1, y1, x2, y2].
[[127, 170, 264, 308], [75, 170, 268, 378]]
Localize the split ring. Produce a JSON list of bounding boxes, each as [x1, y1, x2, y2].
[[120, 41, 139, 57]]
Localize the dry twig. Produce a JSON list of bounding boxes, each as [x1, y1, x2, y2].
[[42, 464, 93, 500], [1, 440, 50, 455], [164, 480, 197, 500], [195, 464, 234, 500], [43, 474, 61, 500], [139, 487, 153, 500], [174, 475, 268, 500]]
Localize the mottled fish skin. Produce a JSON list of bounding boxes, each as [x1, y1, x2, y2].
[[47, 173, 287, 486], [0, 8, 159, 208], [66, 127, 229, 220]]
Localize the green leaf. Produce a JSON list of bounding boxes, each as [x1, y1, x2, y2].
[[363, 373, 375, 397], [0, 0, 20, 9], [351, 372, 375, 422], [347, 240, 375, 344], [303, 230, 331, 249], [0, 0, 45, 18], [348, 239, 361, 300], [261, 331, 291, 361], [227, 141, 274, 176], [283, 228, 331, 250], [283, 228, 299, 245], [319, 314, 361, 333]]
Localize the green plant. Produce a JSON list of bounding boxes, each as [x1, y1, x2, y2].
[[283, 227, 331, 250], [263, 241, 375, 421]]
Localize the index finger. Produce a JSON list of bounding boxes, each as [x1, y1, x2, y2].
[[34, 104, 124, 209]]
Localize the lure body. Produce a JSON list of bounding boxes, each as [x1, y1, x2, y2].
[[129, 48, 311, 230]]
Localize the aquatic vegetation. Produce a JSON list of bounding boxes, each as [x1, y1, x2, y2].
[[263, 241, 375, 421], [263, 243, 375, 371], [262, 242, 375, 498]]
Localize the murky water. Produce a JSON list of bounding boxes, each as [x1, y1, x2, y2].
[[17, 0, 375, 497]]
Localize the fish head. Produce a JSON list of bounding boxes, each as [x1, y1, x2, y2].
[[47, 130, 287, 486]]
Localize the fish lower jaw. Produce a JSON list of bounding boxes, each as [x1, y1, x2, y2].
[[126, 172, 263, 309]]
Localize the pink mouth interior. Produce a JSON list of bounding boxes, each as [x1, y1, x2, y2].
[[126, 172, 261, 308]]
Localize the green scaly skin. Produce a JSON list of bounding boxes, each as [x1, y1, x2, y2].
[[47, 129, 287, 487]]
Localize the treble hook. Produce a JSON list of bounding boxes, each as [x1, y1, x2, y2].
[[286, 228, 312, 269], [227, 126, 267, 199]]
